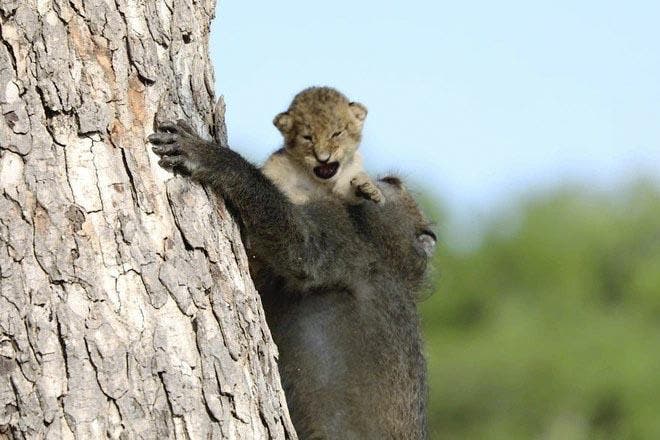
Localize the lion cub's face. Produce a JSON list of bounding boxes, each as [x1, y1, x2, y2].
[[273, 87, 367, 182]]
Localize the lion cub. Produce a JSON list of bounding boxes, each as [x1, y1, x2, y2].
[[262, 87, 383, 205]]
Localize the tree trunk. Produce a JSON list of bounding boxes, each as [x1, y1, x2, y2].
[[0, 1, 296, 439]]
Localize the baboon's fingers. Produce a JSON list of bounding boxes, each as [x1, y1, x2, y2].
[[156, 121, 180, 133], [151, 144, 182, 156], [148, 132, 178, 144], [158, 156, 186, 169], [176, 119, 196, 135]]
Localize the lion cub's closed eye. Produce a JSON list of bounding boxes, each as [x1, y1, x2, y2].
[[261, 86, 383, 205]]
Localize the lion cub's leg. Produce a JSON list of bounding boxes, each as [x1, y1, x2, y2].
[[351, 172, 384, 204]]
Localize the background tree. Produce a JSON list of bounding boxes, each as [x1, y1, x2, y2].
[[0, 1, 295, 438], [422, 180, 660, 439]]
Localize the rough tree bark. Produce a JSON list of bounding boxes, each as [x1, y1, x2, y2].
[[0, 1, 296, 439]]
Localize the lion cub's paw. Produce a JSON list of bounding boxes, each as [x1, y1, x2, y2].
[[351, 173, 384, 204]]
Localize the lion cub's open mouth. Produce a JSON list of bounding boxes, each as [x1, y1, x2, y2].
[[313, 162, 340, 180]]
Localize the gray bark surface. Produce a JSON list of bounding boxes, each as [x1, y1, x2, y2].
[[0, 1, 295, 438]]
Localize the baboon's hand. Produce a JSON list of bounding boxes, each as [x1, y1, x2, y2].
[[351, 172, 384, 204], [148, 120, 216, 176]]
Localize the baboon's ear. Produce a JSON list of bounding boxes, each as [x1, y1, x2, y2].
[[273, 112, 293, 134], [348, 102, 368, 123], [417, 230, 437, 258]]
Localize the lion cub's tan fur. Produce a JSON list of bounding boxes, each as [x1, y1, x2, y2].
[[262, 87, 382, 205]]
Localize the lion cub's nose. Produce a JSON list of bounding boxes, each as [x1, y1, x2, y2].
[[314, 150, 331, 163]]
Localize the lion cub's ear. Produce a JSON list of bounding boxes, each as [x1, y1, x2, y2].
[[348, 102, 368, 127], [274, 112, 294, 134]]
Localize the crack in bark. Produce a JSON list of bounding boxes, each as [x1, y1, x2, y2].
[[0, 37, 16, 69], [60, 140, 78, 208], [118, 146, 140, 211], [157, 371, 179, 427], [55, 312, 71, 387]]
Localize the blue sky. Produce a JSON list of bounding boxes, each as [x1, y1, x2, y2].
[[209, 0, 660, 215]]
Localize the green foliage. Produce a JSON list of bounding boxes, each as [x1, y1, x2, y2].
[[422, 180, 660, 439]]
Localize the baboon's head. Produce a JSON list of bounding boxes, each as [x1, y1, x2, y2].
[[380, 176, 437, 260], [273, 87, 367, 182]]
